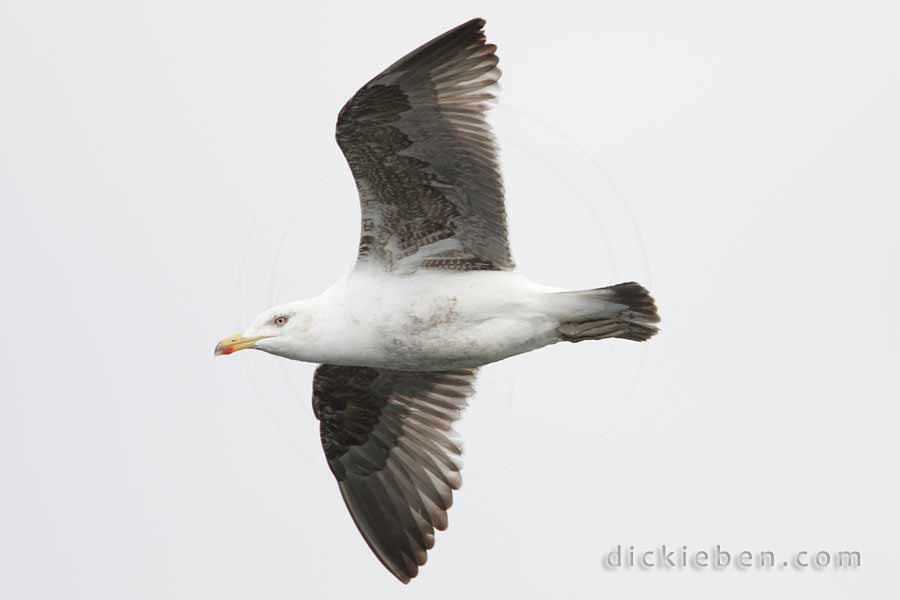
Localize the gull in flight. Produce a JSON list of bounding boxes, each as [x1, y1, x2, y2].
[[215, 18, 660, 583]]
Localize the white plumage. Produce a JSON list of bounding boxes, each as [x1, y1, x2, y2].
[[244, 269, 651, 370]]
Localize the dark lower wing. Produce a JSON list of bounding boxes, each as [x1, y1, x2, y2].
[[311, 364, 478, 582]]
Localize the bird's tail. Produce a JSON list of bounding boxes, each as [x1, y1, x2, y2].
[[553, 282, 660, 342]]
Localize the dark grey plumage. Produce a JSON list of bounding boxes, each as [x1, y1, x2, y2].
[[336, 18, 513, 273], [312, 365, 477, 583]]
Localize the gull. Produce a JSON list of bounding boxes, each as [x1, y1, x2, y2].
[[215, 18, 659, 583]]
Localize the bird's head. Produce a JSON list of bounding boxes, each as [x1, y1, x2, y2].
[[214, 301, 314, 359]]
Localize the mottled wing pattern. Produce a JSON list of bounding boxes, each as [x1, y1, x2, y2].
[[335, 18, 513, 273], [311, 364, 477, 583]]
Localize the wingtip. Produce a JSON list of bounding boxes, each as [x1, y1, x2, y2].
[[457, 17, 487, 33], [387, 559, 415, 584]]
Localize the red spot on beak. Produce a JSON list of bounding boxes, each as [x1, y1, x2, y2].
[[223, 346, 234, 355]]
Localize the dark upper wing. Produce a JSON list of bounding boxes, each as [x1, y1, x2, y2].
[[336, 18, 513, 273], [311, 364, 477, 583]]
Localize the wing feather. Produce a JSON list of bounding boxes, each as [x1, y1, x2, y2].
[[312, 365, 477, 583], [335, 18, 513, 273]]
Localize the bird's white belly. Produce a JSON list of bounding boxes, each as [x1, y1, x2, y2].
[[317, 270, 561, 370]]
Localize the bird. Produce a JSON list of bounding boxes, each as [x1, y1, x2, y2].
[[215, 17, 659, 583]]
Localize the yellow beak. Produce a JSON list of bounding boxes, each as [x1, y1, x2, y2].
[[214, 333, 267, 356]]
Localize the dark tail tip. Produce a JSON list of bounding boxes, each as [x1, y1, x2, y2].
[[557, 281, 661, 343], [591, 281, 660, 342], [605, 281, 660, 326]]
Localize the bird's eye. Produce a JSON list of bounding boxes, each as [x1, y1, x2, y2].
[[273, 315, 288, 327]]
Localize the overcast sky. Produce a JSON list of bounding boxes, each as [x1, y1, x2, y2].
[[2, 1, 898, 598]]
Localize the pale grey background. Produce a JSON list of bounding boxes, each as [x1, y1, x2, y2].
[[2, 1, 898, 598]]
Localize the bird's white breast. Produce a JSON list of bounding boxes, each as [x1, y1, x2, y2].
[[306, 269, 562, 370]]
